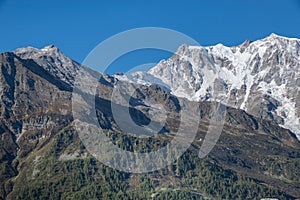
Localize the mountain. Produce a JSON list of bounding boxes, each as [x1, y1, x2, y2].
[[122, 34, 300, 139], [14, 45, 82, 85], [0, 42, 299, 199]]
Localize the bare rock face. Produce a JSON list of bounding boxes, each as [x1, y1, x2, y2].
[[126, 34, 300, 139]]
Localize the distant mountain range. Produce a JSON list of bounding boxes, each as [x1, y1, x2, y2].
[[0, 34, 300, 199]]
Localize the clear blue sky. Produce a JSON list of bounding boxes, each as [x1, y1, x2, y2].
[[1, 0, 300, 74]]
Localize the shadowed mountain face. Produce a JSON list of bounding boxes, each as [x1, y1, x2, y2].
[[0, 44, 299, 199]]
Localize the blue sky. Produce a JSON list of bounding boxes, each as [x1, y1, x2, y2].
[[1, 0, 300, 74]]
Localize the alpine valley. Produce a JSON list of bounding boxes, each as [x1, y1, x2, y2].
[[0, 34, 300, 199]]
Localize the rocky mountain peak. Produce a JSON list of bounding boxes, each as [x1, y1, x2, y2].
[[123, 34, 300, 139], [238, 39, 252, 53], [265, 33, 296, 41], [15, 45, 61, 58], [14, 45, 80, 85], [39, 45, 62, 55]]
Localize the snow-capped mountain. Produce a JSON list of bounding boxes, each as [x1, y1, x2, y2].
[[119, 33, 300, 139]]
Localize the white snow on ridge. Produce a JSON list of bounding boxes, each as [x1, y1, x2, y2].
[[121, 33, 300, 139]]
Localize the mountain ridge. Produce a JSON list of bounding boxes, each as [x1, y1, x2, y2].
[[6, 33, 300, 139], [1, 38, 300, 198]]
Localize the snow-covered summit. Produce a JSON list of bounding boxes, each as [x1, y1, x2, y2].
[[120, 34, 300, 139]]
